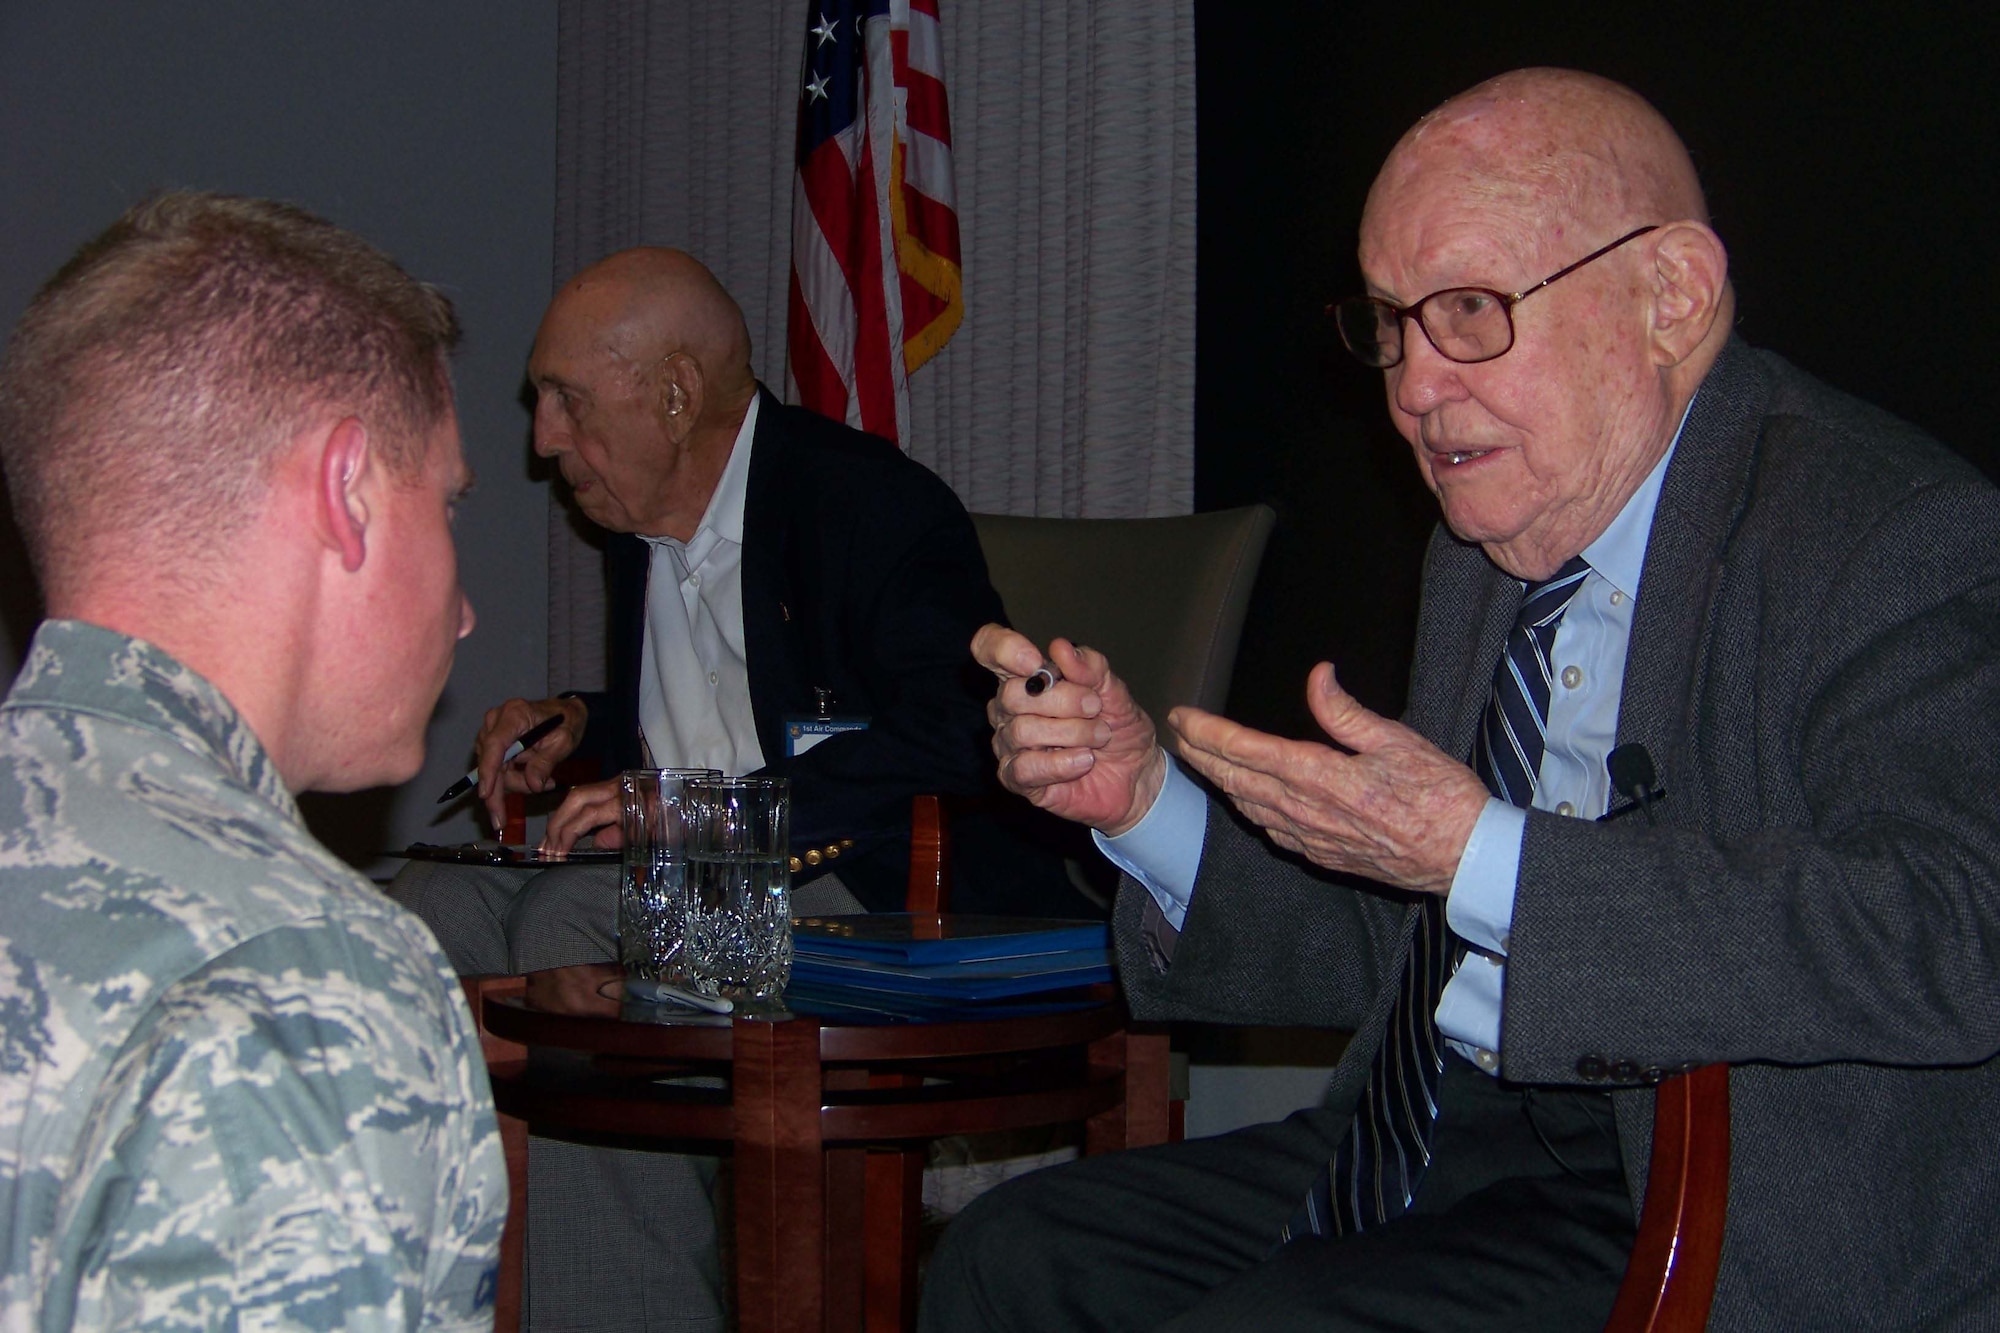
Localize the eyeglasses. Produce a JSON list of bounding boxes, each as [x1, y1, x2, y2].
[[1330, 225, 1660, 369]]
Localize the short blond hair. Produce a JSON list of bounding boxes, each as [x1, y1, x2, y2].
[[0, 192, 460, 600]]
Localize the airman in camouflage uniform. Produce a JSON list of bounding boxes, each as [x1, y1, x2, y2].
[[0, 192, 503, 1329], [0, 620, 504, 1329]]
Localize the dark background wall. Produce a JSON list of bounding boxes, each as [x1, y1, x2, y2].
[[3, 3, 1993, 856], [0, 0, 557, 867], [1196, 1, 2000, 741]]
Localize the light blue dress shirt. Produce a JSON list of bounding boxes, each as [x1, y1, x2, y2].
[[1098, 414, 1689, 1076]]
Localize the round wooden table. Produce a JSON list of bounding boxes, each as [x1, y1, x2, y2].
[[471, 962, 1170, 1333]]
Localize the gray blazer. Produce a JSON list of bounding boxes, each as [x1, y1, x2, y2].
[[1116, 338, 2000, 1328]]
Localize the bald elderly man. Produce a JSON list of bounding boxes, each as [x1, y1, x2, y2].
[[393, 248, 1066, 1330], [398, 248, 1047, 939], [926, 69, 2000, 1330]]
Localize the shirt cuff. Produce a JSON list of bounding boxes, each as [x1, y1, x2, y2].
[[1437, 952, 1505, 1065], [1092, 755, 1206, 931], [1445, 798, 1525, 955]]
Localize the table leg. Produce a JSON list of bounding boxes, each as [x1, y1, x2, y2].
[[863, 1148, 924, 1331], [732, 1018, 827, 1333], [825, 1145, 867, 1331], [828, 1067, 923, 1333], [1086, 1027, 1172, 1154]]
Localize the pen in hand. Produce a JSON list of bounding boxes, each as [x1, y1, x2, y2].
[[436, 713, 567, 804], [1024, 658, 1063, 696]]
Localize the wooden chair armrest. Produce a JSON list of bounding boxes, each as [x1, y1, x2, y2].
[[1603, 1063, 1730, 1332]]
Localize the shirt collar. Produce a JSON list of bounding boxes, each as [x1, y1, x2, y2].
[[644, 390, 759, 556], [1579, 391, 1698, 602], [3, 618, 297, 819]]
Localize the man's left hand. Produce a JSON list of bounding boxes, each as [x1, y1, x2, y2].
[[538, 778, 621, 855], [1169, 662, 1490, 897]]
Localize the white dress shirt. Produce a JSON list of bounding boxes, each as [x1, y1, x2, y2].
[[635, 395, 766, 776], [1098, 407, 1692, 1076]]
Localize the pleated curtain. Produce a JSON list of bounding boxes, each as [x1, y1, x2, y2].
[[550, 0, 1195, 687]]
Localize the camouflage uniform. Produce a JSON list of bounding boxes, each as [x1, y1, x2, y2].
[[0, 620, 505, 1330]]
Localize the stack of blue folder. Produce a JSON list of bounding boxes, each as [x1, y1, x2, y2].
[[787, 914, 1112, 1019]]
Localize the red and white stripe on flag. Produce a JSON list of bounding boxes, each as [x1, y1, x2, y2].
[[788, 0, 963, 446]]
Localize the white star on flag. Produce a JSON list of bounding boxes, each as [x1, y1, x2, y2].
[[805, 71, 830, 102], [811, 13, 838, 46]]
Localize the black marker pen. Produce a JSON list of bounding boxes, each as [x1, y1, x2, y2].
[[436, 712, 567, 803]]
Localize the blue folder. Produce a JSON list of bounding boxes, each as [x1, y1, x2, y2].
[[790, 913, 1112, 1000], [792, 913, 1108, 965]]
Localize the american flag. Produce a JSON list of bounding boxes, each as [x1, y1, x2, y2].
[[787, 0, 963, 446]]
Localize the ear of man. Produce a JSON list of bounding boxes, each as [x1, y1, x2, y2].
[[315, 416, 372, 573], [1644, 222, 1730, 367], [657, 351, 706, 444]]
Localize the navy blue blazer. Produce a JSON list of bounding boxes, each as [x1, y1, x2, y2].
[[568, 388, 1014, 912]]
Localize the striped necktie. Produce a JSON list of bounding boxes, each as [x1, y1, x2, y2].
[[1282, 556, 1592, 1242]]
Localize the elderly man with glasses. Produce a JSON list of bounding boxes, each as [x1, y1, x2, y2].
[[928, 67, 2000, 1331]]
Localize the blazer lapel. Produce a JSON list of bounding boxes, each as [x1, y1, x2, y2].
[[1407, 526, 1516, 762], [1614, 338, 1769, 817], [739, 386, 792, 766]]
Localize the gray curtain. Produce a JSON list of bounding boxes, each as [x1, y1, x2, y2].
[[551, 0, 1195, 687]]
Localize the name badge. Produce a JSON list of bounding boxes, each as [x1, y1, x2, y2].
[[785, 715, 868, 757]]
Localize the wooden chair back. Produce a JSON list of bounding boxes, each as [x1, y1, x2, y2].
[[969, 506, 1274, 726]]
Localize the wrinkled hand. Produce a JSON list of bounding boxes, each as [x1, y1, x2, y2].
[[971, 625, 1166, 836], [538, 778, 621, 855], [1169, 663, 1489, 896], [475, 695, 589, 832]]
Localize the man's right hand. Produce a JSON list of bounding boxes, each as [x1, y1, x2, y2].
[[972, 625, 1167, 837], [475, 695, 589, 833]]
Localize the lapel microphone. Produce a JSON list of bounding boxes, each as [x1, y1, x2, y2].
[[1606, 743, 1662, 826]]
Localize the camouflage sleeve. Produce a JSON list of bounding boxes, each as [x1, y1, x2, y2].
[[64, 918, 505, 1331]]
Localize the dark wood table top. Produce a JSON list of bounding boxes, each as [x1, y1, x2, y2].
[[486, 961, 1132, 1063], [481, 963, 1148, 1148]]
